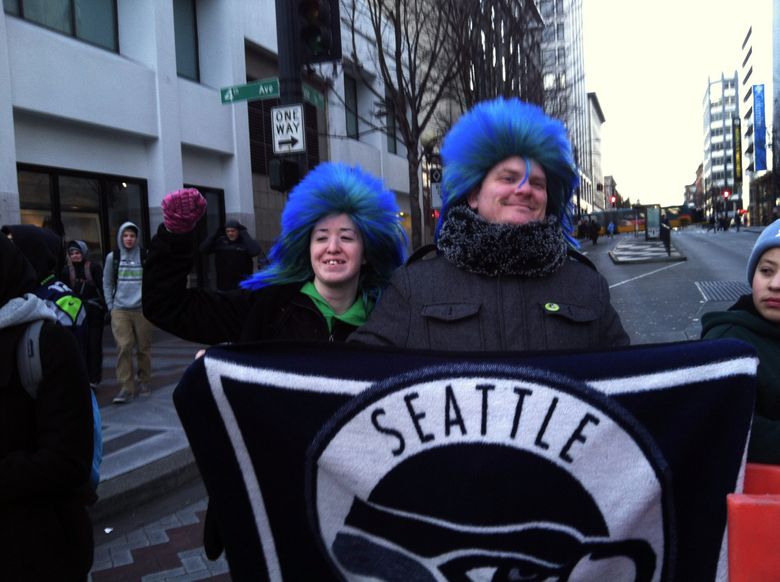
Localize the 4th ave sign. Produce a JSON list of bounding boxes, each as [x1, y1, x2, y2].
[[272, 104, 306, 155], [220, 78, 279, 104]]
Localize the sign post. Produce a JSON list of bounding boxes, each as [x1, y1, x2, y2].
[[272, 104, 306, 155]]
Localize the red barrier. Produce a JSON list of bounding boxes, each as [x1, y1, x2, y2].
[[728, 464, 780, 582], [744, 462, 780, 494]]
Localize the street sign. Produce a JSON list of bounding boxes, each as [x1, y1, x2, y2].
[[272, 104, 306, 155], [221, 78, 280, 104], [430, 167, 442, 183], [303, 83, 325, 109]]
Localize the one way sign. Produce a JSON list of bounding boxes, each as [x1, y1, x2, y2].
[[272, 104, 306, 155]]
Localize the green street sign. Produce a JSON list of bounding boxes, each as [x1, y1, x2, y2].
[[221, 78, 280, 104], [303, 83, 325, 109]]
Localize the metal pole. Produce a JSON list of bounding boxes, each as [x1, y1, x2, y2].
[[275, 0, 307, 179]]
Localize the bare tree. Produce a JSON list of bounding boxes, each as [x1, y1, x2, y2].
[[343, 0, 463, 248], [442, 0, 545, 112]]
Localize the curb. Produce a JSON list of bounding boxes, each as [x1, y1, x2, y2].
[[90, 447, 200, 522]]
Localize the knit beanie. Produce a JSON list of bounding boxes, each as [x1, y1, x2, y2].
[[747, 218, 780, 286], [437, 97, 579, 246]]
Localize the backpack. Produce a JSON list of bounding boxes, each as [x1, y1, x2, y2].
[[16, 319, 103, 493], [109, 247, 149, 300]]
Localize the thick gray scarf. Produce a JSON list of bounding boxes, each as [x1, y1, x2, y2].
[[436, 205, 568, 277]]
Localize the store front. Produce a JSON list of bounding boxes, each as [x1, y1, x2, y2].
[[14, 165, 226, 289], [16, 164, 149, 268]]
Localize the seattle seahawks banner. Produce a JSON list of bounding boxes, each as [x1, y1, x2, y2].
[[173, 339, 757, 581]]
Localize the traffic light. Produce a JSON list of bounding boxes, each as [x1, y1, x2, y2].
[[722, 190, 731, 199], [610, 195, 617, 205], [269, 158, 300, 192], [296, 0, 342, 65]]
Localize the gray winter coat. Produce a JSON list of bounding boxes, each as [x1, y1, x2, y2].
[[350, 253, 629, 351]]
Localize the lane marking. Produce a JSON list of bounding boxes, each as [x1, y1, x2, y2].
[[609, 261, 685, 289]]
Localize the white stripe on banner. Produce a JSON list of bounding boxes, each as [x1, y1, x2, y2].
[[203, 358, 283, 582], [205, 357, 371, 394], [589, 356, 758, 395]]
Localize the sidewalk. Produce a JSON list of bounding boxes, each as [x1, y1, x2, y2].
[[91, 328, 206, 522], [607, 234, 686, 264]]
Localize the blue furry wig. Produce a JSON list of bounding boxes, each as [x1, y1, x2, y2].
[[437, 97, 579, 247], [241, 162, 408, 296]]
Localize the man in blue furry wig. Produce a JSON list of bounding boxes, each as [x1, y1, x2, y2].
[[142, 162, 408, 559], [351, 97, 629, 350]]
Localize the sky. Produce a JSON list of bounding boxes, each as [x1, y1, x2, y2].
[[582, 0, 769, 207]]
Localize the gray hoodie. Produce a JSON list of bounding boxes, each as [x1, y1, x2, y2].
[[103, 221, 143, 311]]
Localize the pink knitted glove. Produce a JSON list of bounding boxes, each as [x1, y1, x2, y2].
[[161, 188, 207, 233]]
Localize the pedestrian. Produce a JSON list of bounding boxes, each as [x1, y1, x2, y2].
[[589, 218, 600, 245], [607, 220, 615, 238], [64, 240, 106, 389], [351, 97, 629, 350], [142, 162, 408, 559], [1, 224, 88, 348], [660, 213, 672, 256], [103, 222, 153, 404], [199, 219, 266, 291], [701, 218, 780, 464], [0, 234, 95, 581], [708, 215, 716, 233], [735, 212, 742, 232]]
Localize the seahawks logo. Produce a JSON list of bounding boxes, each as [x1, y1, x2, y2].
[[307, 365, 670, 581]]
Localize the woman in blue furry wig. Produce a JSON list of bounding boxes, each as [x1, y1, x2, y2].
[[143, 162, 408, 348], [351, 97, 629, 351], [142, 161, 407, 560]]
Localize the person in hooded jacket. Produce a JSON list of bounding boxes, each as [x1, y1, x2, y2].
[[199, 219, 266, 290], [701, 218, 780, 464], [1, 224, 88, 350], [103, 222, 153, 404], [0, 235, 95, 581], [64, 240, 106, 388], [143, 163, 408, 561], [350, 98, 629, 350]]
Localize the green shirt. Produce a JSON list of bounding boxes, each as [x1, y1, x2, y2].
[[300, 281, 368, 333]]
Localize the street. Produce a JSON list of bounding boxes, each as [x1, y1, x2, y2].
[[89, 225, 764, 581], [587, 226, 759, 344]]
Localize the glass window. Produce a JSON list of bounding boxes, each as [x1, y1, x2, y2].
[[345, 74, 358, 139], [3, 0, 20, 15], [386, 94, 397, 154], [106, 180, 144, 251], [75, 0, 117, 51], [60, 175, 100, 210], [9, 0, 117, 52], [59, 176, 102, 260], [18, 170, 53, 228], [248, 98, 276, 176], [188, 186, 224, 289], [22, 0, 72, 34], [173, 0, 200, 81]]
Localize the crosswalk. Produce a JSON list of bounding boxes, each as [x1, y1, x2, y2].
[[608, 238, 685, 264]]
